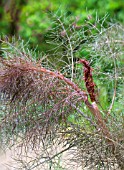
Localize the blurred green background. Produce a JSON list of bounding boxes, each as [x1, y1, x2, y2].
[[0, 0, 124, 52]]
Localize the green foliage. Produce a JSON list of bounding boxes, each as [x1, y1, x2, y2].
[[0, 0, 124, 52]]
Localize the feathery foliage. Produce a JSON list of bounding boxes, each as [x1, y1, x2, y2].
[[0, 15, 124, 170]]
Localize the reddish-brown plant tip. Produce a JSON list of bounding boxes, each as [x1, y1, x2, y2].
[[79, 59, 96, 102]]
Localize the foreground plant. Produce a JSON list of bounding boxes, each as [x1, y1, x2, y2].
[[0, 15, 124, 170]]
